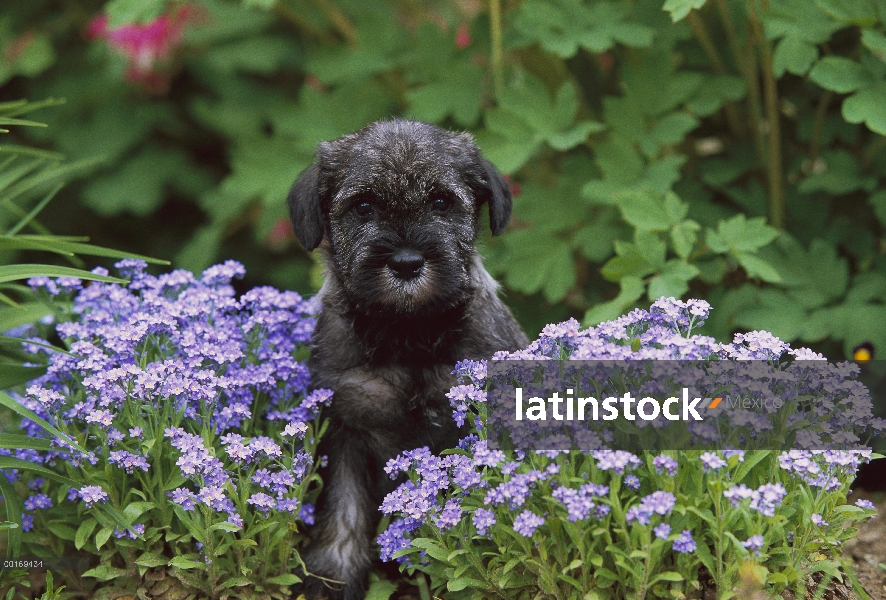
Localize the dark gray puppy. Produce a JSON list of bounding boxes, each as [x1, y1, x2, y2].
[[287, 119, 528, 600]]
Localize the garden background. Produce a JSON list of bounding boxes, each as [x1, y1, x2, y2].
[[5, 0, 886, 353], [3, 0, 886, 598]]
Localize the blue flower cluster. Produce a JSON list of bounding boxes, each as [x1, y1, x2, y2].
[[7, 260, 326, 552], [376, 297, 881, 596]]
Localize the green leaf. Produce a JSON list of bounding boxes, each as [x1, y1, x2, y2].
[[687, 75, 745, 116], [662, 0, 707, 22], [169, 555, 206, 570], [816, 0, 878, 26], [861, 29, 886, 54], [809, 57, 874, 93], [122, 502, 155, 522], [364, 577, 398, 600], [798, 149, 876, 194], [512, 0, 654, 58], [82, 564, 129, 582], [406, 58, 484, 127], [135, 552, 169, 568], [651, 571, 684, 584], [734, 289, 806, 340], [671, 220, 700, 259], [266, 573, 301, 585], [601, 241, 655, 281], [478, 75, 600, 172], [616, 191, 671, 231], [842, 81, 886, 135], [648, 260, 699, 299], [82, 147, 204, 217], [75, 519, 98, 551], [221, 576, 252, 589], [773, 37, 818, 76], [736, 253, 783, 283], [447, 577, 485, 592], [104, 0, 167, 27], [583, 276, 645, 326], [706, 214, 778, 254], [95, 526, 114, 551]]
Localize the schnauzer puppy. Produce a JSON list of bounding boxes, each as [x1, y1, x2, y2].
[[287, 119, 528, 600]]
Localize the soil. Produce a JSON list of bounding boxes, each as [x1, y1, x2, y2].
[[843, 493, 886, 600]]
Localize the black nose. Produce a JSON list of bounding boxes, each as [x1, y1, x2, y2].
[[388, 249, 425, 280]]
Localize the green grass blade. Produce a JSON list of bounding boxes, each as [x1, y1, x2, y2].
[[6, 183, 63, 236], [0, 337, 74, 356], [0, 265, 127, 285], [0, 391, 87, 455], [0, 363, 46, 388], [0, 145, 65, 160], [0, 302, 51, 332], [0, 237, 168, 265], [0, 434, 51, 451], [0, 475, 23, 557]]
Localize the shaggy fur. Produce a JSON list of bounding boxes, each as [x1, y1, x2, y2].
[[288, 119, 528, 600]]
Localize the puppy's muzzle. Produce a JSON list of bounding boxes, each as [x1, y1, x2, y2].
[[387, 249, 424, 280]]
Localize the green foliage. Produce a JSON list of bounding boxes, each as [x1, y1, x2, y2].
[[2, 0, 886, 359]]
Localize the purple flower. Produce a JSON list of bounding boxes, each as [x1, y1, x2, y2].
[[171, 487, 197, 511], [672, 530, 696, 553], [378, 519, 413, 563], [811, 514, 828, 527], [109, 450, 150, 474], [624, 475, 640, 490], [435, 499, 462, 531], [741, 534, 764, 553], [512, 510, 544, 537], [653, 455, 678, 476], [78, 485, 108, 507], [592, 450, 642, 474], [654, 523, 671, 539], [282, 421, 308, 439], [473, 508, 496, 536], [699, 452, 727, 472], [855, 499, 876, 510], [299, 503, 315, 525], [24, 494, 52, 511]]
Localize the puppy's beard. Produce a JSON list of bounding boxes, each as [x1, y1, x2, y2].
[[346, 260, 469, 315]]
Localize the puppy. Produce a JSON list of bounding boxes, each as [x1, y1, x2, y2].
[[287, 119, 528, 600]]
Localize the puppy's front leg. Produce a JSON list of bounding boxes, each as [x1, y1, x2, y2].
[[302, 428, 375, 600]]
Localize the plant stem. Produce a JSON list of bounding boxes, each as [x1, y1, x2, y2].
[[750, 0, 785, 230], [489, 0, 504, 97], [686, 11, 743, 137], [809, 90, 832, 164]]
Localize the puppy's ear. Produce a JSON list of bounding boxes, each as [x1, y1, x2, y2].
[[479, 158, 513, 236], [287, 163, 325, 251]]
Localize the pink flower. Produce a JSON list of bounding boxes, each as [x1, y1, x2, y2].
[[87, 6, 194, 90], [455, 23, 471, 50]]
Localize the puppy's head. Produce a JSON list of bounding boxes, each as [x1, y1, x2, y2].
[[288, 119, 512, 315]]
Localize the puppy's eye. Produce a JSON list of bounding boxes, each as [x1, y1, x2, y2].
[[431, 196, 452, 212], [354, 201, 374, 217]]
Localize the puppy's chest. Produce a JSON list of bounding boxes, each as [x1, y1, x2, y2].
[[327, 362, 455, 431]]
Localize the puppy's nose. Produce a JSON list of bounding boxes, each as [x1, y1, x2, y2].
[[388, 249, 425, 280]]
